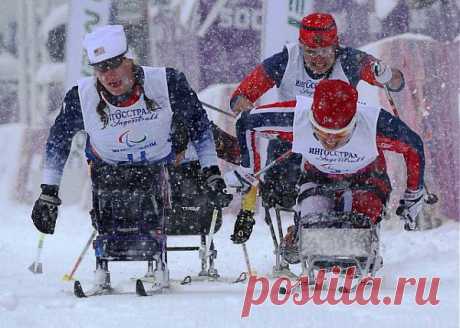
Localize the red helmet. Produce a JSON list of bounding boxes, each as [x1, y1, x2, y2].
[[310, 80, 358, 132], [299, 13, 338, 48]]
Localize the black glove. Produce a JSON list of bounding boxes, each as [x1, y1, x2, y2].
[[202, 165, 233, 208], [259, 180, 277, 208], [31, 184, 61, 234], [259, 146, 300, 209], [259, 179, 298, 209], [230, 210, 255, 244]]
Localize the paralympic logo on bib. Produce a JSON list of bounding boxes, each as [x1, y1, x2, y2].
[[118, 130, 147, 147]]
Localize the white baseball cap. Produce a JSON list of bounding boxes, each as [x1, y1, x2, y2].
[[83, 25, 128, 65]]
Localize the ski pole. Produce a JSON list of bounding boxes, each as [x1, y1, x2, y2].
[[231, 149, 293, 194], [204, 208, 219, 260], [200, 100, 237, 118], [383, 85, 438, 204], [241, 243, 255, 276], [28, 233, 45, 274], [253, 149, 293, 179], [264, 206, 279, 249], [383, 84, 401, 117], [62, 229, 97, 281]]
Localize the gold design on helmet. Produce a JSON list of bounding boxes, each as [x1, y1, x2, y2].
[[313, 34, 323, 45]]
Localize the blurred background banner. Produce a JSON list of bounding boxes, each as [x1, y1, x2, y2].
[[148, 0, 262, 90], [65, 0, 111, 90], [196, 0, 262, 88]]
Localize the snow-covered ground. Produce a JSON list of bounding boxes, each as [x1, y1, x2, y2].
[[0, 198, 458, 328]]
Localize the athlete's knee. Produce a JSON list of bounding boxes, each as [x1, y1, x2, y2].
[[352, 191, 384, 224]]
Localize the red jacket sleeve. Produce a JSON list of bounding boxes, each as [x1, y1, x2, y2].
[[231, 65, 276, 103], [376, 110, 425, 190]]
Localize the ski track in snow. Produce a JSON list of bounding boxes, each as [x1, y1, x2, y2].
[[0, 202, 458, 328]]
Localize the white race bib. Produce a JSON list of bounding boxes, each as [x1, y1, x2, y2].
[[278, 43, 349, 101], [78, 67, 173, 163], [292, 95, 380, 174]]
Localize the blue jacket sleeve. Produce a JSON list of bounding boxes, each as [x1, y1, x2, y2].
[[42, 86, 84, 186], [339, 46, 374, 88], [261, 47, 289, 88], [340, 47, 405, 91], [165, 68, 218, 168]]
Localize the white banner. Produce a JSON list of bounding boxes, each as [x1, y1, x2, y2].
[[261, 0, 313, 60], [65, 0, 112, 91], [260, 0, 313, 103]]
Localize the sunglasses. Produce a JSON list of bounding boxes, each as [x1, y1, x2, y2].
[[302, 45, 336, 57], [92, 55, 125, 73], [312, 124, 355, 150]]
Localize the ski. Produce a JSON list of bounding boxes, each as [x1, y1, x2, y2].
[[135, 279, 164, 297], [74, 281, 109, 298], [73, 280, 131, 298], [135, 273, 249, 297], [278, 275, 354, 295], [75, 273, 249, 298], [278, 276, 375, 295], [132, 273, 248, 286], [176, 274, 248, 285], [135, 279, 148, 296]]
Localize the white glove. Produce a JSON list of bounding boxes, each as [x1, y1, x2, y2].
[[397, 188, 426, 231], [373, 61, 393, 85], [224, 167, 257, 193]]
